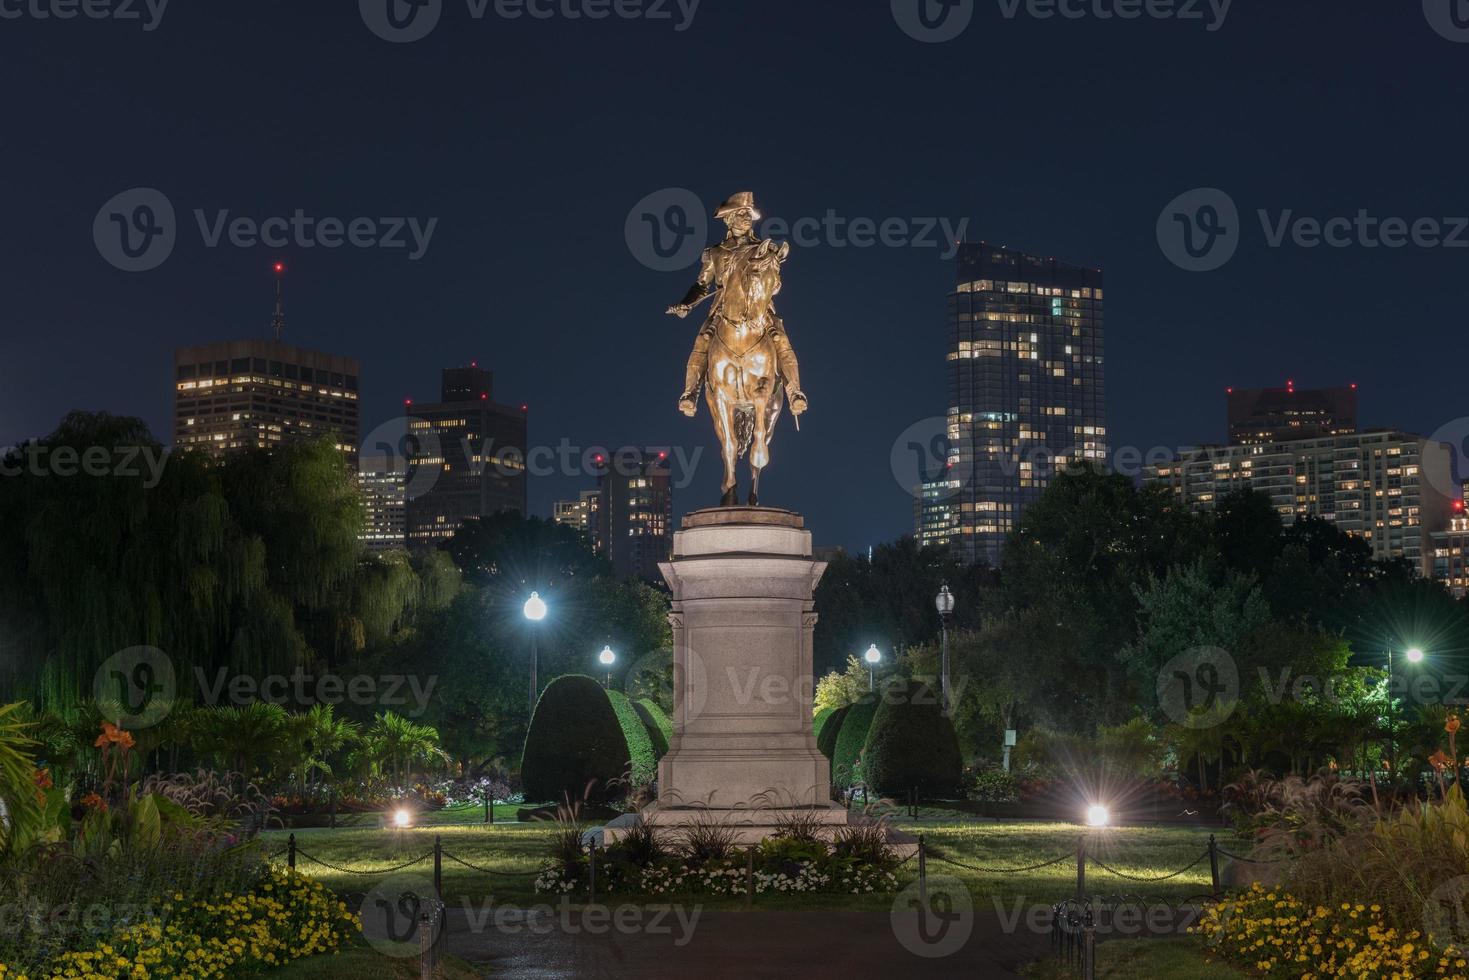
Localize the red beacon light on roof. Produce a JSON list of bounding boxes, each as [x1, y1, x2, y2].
[[273, 262, 284, 273], [1456, 499, 1466, 513], [480, 393, 488, 400], [520, 404, 529, 412], [404, 398, 413, 406]]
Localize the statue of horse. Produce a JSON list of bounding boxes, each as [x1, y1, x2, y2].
[[700, 238, 789, 507]]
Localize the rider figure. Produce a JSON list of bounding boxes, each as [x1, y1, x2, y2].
[[667, 192, 808, 418]]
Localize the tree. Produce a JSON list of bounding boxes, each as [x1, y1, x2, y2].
[[832, 699, 879, 788], [862, 681, 963, 799], [814, 657, 869, 713], [365, 712, 448, 789]]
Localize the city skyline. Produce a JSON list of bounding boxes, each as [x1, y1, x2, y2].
[[3, 4, 1467, 555]]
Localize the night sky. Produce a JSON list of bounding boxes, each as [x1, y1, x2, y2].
[[3, 2, 1466, 552]]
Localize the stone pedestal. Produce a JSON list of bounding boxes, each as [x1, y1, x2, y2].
[[655, 507, 831, 809], [600, 508, 912, 855]]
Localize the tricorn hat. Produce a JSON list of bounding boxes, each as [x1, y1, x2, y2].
[[715, 191, 761, 220]]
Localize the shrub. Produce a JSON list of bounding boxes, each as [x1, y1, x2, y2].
[[832, 700, 879, 788], [817, 704, 851, 761], [607, 690, 658, 784], [967, 768, 1021, 805], [861, 681, 963, 799], [633, 698, 672, 758], [813, 706, 836, 743], [521, 675, 631, 804]]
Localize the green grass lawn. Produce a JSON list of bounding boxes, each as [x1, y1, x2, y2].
[[1022, 938, 1245, 979], [263, 813, 1220, 912]]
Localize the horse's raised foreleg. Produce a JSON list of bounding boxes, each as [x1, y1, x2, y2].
[[711, 389, 739, 507]]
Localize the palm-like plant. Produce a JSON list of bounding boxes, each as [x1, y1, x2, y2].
[[366, 712, 448, 791], [194, 703, 290, 786], [0, 703, 42, 856], [284, 705, 360, 801]]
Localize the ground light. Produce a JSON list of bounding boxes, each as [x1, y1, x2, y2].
[[393, 808, 412, 829], [1086, 804, 1111, 828]]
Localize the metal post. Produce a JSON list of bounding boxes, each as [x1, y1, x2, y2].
[[1075, 838, 1086, 905], [433, 835, 443, 896], [330, 787, 338, 829], [1208, 834, 1221, 898], [588, 842, 597, 901], [484, 789, 491, 825], [918, 835, 927, 906], [419, 907, 434, 980], [529, 630, 539, 718], [940, 619, 950, 713], [288, 833, 296, 870]]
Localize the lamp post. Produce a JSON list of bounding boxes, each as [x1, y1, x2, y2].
[[599, 645, 617, 690], [864, 644, 881, 692], [523, 591, 547, 716], [935, 584, 955, 712], [1386, 645, 1426, 776]]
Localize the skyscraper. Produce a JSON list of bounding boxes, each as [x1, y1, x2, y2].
[[358, 457, 408, 552], [937, 243, 1106, 565], [173, 269, 360, 464], [1227, 382, 1358, 446], [403, 365, 528, 544], [595, 450, 672, 583]]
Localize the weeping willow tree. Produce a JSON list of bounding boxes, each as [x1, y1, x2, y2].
[[0, 413, 371, 710]]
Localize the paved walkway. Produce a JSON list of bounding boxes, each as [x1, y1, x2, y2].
[[442, 907, 1054, 979]]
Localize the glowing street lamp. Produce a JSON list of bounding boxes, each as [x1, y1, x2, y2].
[[864, 644, 882, 691], [524, 592, 548, 716], [1386, 643, 1428, 775], [599, 645, 616, 689], [935, 584, 955, 712]]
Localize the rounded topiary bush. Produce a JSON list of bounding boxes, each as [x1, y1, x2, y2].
[[521, 674, 631, 804], [832, 699, 879, 788], [607, 690, 658, 782], [862, 680, 963, 800], [813, 706, 836, 743], [633, 698, 672, 758], [817, 704, 851, 760]]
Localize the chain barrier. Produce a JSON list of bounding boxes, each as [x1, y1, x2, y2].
[[441, 850, 542, 878], [293, 847, 435, 876], [1089, 849, 1211, 883], [928, 849, 1075, 875]]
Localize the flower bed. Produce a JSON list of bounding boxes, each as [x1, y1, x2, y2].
[[1194, 883, 1468, 978], [0, 868, 357, 980]]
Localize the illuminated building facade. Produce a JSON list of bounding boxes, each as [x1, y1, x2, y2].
[[403, 366, 528, 543], [942, 244, 1106, 565], [1432, 484, 1469, 597], [1148, 431, 1456, 576], [1226, 382, 1358, 446], [358, 457, 407, 552], [173, 339, 360, 465], [914, 477, 961, 550], [553, 489, 601, 536], [595, 450, 672, 583]]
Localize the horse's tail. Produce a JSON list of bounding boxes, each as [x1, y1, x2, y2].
[[734, 406, 756, 460]]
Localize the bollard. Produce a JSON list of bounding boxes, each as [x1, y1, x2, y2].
[[288, 833, 296, 870], [484, 790, 491, 825], [588, 842, 597, 901], [918, 835, 927, 906], [745, 845, 755, 908], [1075, 838, 1086, 905], [1208, 834, 1221, 898], [433, 835, 443, 896]]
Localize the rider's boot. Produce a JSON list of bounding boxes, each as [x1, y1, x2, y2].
[[679, 328, 713, 417], [771, 322, 807, 415]]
